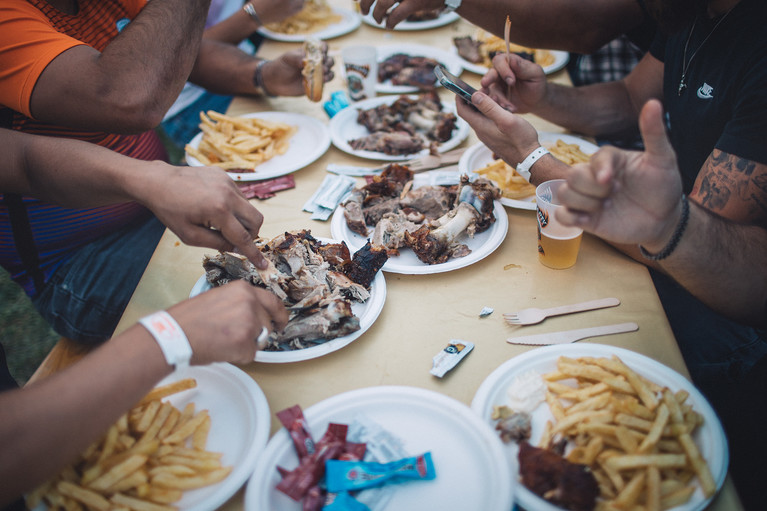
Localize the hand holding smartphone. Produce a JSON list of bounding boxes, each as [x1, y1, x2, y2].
[[434, 65, 478, 105]]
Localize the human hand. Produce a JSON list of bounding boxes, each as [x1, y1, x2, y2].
[[357, 0, 444, 29], [480, 53, 547, 113], [555, 100, 684, 249], [455, 91, 541, 167], [167, 281, 289, 365], [250, 0, 305, 25], [141, 165, 268, 269], [261, 44, 334, 97]]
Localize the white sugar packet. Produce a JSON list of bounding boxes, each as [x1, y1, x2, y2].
[[303, 174, 357, 220]]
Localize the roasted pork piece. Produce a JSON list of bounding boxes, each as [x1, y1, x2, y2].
[[202, 230, 387, 351], [349, 92, 458, 156], [518, 442, 599, 511], [404, 175, 500, 264], [378, 54, 441, 89], [341, 165, 500, 264]]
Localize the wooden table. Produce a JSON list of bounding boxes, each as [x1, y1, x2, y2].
[[34, 4, 742, 510]]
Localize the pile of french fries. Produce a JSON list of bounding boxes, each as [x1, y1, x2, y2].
[[185, 111, 297, 171], [474, 159, 537, 200], [27, 378, 232, 511], [263, 0, 341, 34], [537, 355, 716, 511], [544, 139, 592, 166]]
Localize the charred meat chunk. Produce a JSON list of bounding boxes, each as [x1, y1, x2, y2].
[[518, 442, 599, 511]]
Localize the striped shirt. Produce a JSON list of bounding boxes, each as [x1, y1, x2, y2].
[[0, 0, 168, 295]]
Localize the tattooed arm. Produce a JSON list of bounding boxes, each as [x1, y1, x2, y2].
[[555, 101, 767, 327]]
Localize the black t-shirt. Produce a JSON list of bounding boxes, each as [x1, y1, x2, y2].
[[649, 0, 767, 193]]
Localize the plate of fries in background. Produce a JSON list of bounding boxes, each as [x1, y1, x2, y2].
[[452, 30, 569, 76], [27, 363, 271, 511], [471, 344, 728, 511], [185, 111, 331, 181], [257, 1, 360, 42], [459, 133, 597, 210]]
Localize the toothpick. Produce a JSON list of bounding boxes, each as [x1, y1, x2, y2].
[[504, 16, 512, 61]]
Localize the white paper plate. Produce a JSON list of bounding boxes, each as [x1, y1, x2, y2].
[[185, 112, 330, 182], [361, 10, 460, 31], [458, 133, 600, 210], [190, 239, 386, 363], [154, 364, 271, 511], [451, 46, 570, 76], [330, 182, 508, 274], [245, 386, 514, 511], [375, 43, 465, 93], [471, 344, 729, 511], [328, 94, 470, 161], [257, 7, 361, 42]]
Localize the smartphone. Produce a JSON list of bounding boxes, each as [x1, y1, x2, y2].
[[434, 65, 478, 104]]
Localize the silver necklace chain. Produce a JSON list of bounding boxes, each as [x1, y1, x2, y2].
[[678, 10, 734, 96]]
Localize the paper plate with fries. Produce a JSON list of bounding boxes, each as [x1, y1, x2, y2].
[[459, 133, 598, 210], [471, 344, 728, 511], [257, 6, 360, 42], [28, 363, 271, 511], [185, 111, 331, 182]]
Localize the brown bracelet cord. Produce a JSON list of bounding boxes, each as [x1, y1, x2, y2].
[[253, 60, 276, 97], [639, 194, 690, 261]]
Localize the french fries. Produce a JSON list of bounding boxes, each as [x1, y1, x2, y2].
[[472, 138, 591, 201], [185, 111, 297, 171], [474, 159, 536, 200], [544, 139, 591, 165], [29, 378, 232, 511], [536, 355, 717, 511], [264, 0, 341, 35]]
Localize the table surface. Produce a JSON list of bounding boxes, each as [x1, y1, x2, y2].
[[100, 6, 741, 511]]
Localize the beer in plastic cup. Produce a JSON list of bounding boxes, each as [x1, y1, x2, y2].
[[342, 46, 377, 101], [535, 179, 583, 269]]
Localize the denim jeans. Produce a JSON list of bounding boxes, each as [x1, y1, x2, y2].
[[33, 214, 166, 345], [160, 92, 234, 150]]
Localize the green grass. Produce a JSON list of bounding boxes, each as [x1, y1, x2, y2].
[[0, 268, 59, 386]]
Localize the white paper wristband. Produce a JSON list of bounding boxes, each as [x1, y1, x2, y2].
[[139, 311, 193, 371], [516, 146, 550, 182]]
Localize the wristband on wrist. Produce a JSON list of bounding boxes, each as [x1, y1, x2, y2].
[[639, 194, 690, 261], [253, 60, 276, 97], [139, 311, 193, 371], [243, 2, 262, 25], [515, 146, 550, 182]]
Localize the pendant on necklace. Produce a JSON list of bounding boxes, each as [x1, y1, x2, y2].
[[678, 80, 687, 96]]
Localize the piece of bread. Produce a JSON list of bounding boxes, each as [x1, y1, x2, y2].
[[302, 38, 324, 102]]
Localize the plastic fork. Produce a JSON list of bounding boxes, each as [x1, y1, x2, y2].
[[503, 297, 621, 326]]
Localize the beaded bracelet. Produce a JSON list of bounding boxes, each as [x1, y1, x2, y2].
[[253, 60, 276, 97], [139, 311, 193, 371], [639, 194, 690, 261]]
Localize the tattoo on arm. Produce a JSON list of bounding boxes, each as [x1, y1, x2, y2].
[[691, 149, 767, 225]]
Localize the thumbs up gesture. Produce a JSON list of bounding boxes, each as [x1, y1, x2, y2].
[[556, 99, 685, 249]]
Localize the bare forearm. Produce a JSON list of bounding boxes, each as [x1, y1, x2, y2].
[[189, 40, 260, 96], [458, 0, 644, 53], [6, 131, 171, 208], [535, 81, 639, 138], [657, 204, 767, 327], [0, 327, 171, 505]]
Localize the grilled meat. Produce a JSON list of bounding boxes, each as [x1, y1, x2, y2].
[[518, 442, 599, 511], [202, 230, 386, 351]]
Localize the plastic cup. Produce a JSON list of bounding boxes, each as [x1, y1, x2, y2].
[[342, 46, 377, 101], [535, 179, 583, 269]]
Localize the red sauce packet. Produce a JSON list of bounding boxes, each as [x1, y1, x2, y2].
[[277, 423, 349, 501], [277, 405, 316, 461], [238, 174, 296, 199]]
